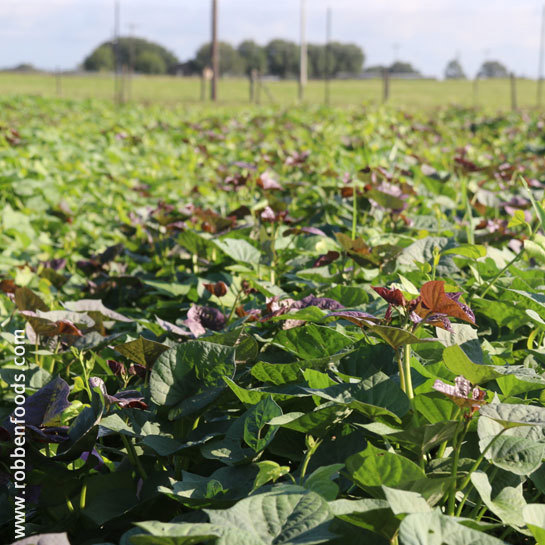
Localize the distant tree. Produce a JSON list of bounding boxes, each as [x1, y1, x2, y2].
[[83, 37, 178, 74], [237, 40, 266, 75], [364, 65, 387, 73], [478, 60, 509, 78], [389, 61, 420, 74], [195, 42, 244, 76], [265, 39, 299, 78], [328, 42, 365, 75], [444, 59, 466, 79], [84, 46, 115, 72], [135, 51, 167, 74]]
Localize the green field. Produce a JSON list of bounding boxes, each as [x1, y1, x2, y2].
[[4, 95, 545, 545], [0, 72, 541, 110]]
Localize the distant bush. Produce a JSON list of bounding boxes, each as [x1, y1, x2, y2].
[[83, 37, 178, 74]]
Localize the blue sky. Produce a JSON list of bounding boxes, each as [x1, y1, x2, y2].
[[1, 0, 543, 78]]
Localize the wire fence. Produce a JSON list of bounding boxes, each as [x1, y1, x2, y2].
[[0, 71, 542, 111]]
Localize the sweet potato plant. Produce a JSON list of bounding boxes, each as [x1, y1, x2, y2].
[[2, 97, 545, 544]]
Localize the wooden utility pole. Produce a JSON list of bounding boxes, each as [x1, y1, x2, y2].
[[325, 7, 331, 106], [473, 76, 479, 108], [55, 67, 62, 97], [382, 69, 389, 103], [299, 0, 307, 102], [510, 73, 517, 111], [127, 22, 136, 102], [538, 5, 545, 107], [113, 0, 121, 105], [211, 0, 219, 101]]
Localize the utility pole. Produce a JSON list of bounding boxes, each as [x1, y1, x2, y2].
[[538, 5, 545, 107], [127, 22, 136, 102], [211, 0, 219, 101], [324, 7, 331, 106], [299, 0, 307, 102], [113, 0, 121, 105]]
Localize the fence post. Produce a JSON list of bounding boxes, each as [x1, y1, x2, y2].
[[201, 67, 212, 101], [382, 69, 389, 103], [249, 69, 257, 103], [55, 68, 62, 97], [473, 77, 479, 108], [256, 71, 262, 105], [510, 73, 517, 111]]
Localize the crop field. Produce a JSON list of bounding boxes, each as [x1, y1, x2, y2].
[[0, 72, 542, 110], [3, 95, 545, 545]]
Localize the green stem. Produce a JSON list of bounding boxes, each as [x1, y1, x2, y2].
[[227, 290, 241, 323], [299, 437, 322, 484], [79, 480, 87, 510], [66, 496, 75, 513], [403, 344, 413, 400], [481, 249, 524, 298], [455, 428, 508, 500], [461, 178, 474, 245], [121, 434, 148, 479], [447, 418, 470, 516], [351, 180, 358, 240], [396, 349, 406, 395]]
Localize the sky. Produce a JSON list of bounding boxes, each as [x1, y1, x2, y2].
[[1, 0, 544, 78]]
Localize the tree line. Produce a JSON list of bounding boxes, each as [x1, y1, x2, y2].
[[82, 36, 512, 80], [83, 37, 365, 78]]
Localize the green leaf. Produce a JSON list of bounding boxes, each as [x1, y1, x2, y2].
[[478, 416, 545, 475], [442, 345, 501, 384], [471, 471, 528, 532], [323, 285, 369, 306], [329, 498, 397, 540], [206, 485, 335, 544], [150, 341, 235, 411], [253, 461, 291, 491], [480, 403, 545, 428], [381, 486, 431, 515], [143, 279, 193, 297], [64, 299, 133, 322], [114, 336, 169, 368], [523, 504, 545, 545], [243, 396, 282, 451], [139, 486, 336, 545], [346, 443, 425, 490], [251, 361, 302, 385], [272, 324, 354, 360], [215, 237, 261, 265], [269, 404, 352, 436], [369, 325, 435, 350], [399, 511, 508, 545], [443, 244, 487, 259], [304, 464, 344, 501], [436, 323, 483, 364]]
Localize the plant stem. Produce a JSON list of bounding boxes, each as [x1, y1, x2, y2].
[[461, 178, 474, 245], [351, 180, 358, 240], [403, 344, 414, 400], [455, 428, 508, 508], [299, 437, 322, 484], [79, 480, 87, 510], [121, 434, 148, 479], [396, 349, 406, 395], [447, 418, 470, 516], [481, 249, 524, 298]]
